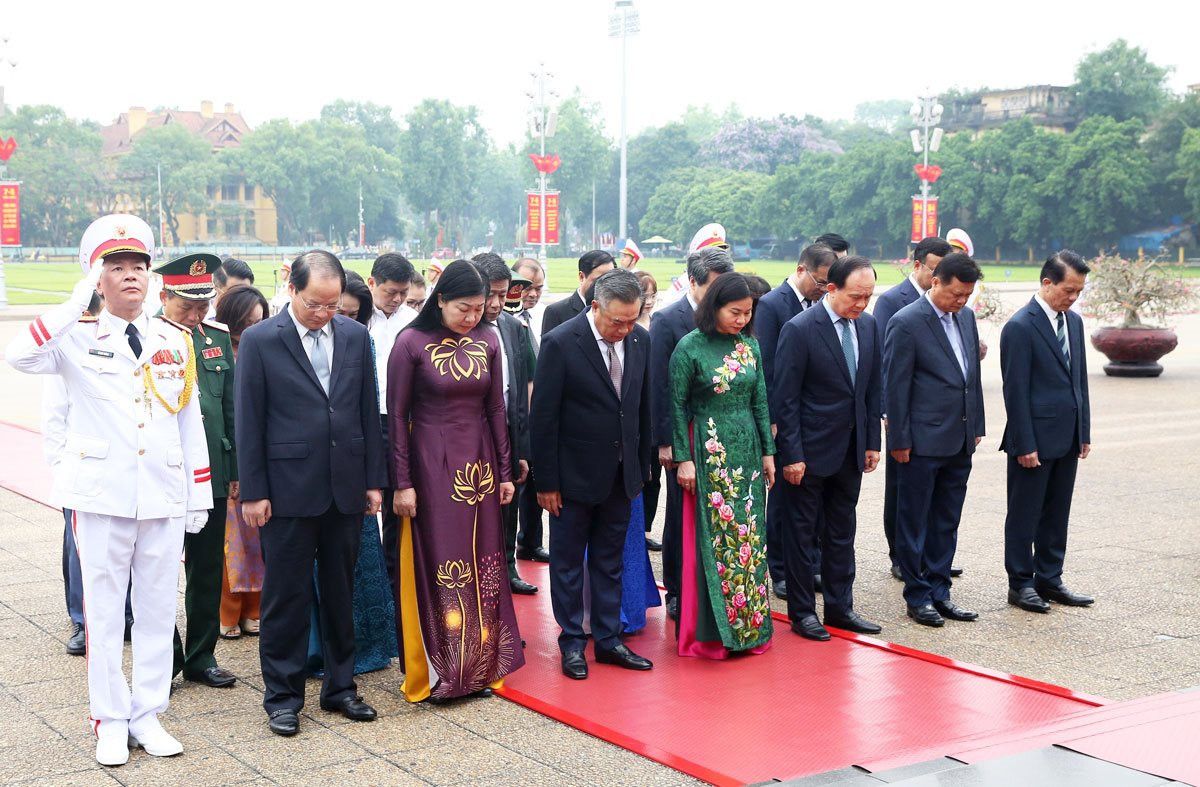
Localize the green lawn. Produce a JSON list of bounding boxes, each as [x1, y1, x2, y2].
[[2, 258, 1056, 304]]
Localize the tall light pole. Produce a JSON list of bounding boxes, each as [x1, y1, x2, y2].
[[526, 64, 557, 264], [609, 1, 639, 243], [909, 94, 943, 241], [0, 35, 19, 310]]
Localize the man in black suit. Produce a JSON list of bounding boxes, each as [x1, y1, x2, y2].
[[472, 254, 538, 594], [531, 269, 655, 679], [774, 256, 883, 641], [235, 251, 387, 736], [1000, 250, 1093, 613], [883, 252, 986, 628], [650, 248, 735, 619], [540, 249, 615, 335], [873, 236, 951, 579], [755, 242, 837, 598]]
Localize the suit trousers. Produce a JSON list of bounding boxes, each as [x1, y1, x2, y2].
[[783, 439, 862, 621], [379, 417, 402, 634], [661, 467, 683, 602], [643, 462, 662, 534], [172, 497, 228, 677], [883, 433, 900, 567], [765, 484, 787, 585], [62, 508, 84, 626], [549, 472, 632, 654], [1004, 453, 1078, 591], [503, 497, 521, 578], [73, 511, 185, 733], [259, 505, 361, 714], [517, 473, 544, 550], [895, 452, 972, 607]]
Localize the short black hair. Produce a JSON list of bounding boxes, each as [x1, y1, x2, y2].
[[933, 252, 983, 285], [814, 233, 849, 254], [687, 247, 735, 286], [290, 249, 346, 293], [343, 276, 374, 326], [578, 249, 615, 276], [913, 237, 952, 263], [799, 243, 837, 272], [827, 255, 876, 288], [345, 269, 365, 285], [407, 260, 488, 333], [371, 252, 416, 285], [695, 273, 756, 336], [215, 256, 254, 286], [1041, 249, 1090, 283], [408, 271, 427, 288], [471, 252, 513, 285], [744, 274, 772, 300]]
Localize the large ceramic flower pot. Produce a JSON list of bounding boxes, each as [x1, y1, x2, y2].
[[1090, 326, 1178, 377]]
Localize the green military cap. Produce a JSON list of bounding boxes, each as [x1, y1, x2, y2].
[[153, 253, 223, 300]]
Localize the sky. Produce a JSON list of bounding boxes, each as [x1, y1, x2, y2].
[[3, 0, 1198, 145]]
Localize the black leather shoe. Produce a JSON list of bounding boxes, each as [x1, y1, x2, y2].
[[187, 666, 236, 688], [907, 604, 945, 627], [645, 537, 662, 552], [515, 546, 551, 563], [1008, 587, 1050, 613], [595, 643, 653, 670], [320, 695, 377, 721], [666, 597, 679, 621], [813, 574, 823, 593], [773, 580, 787, 600], [950, 566, 964, 577], [791, 615, 830, 641], [561, 650, 588, 680], [509, 577, 538, 595], [1036, 584, 1094, 607], [66, 623, 86, 656], [934, 600, 978, 621], [890, 565, 903, 581], [826, 610, 882, 635], [268, 709, 299, 736]]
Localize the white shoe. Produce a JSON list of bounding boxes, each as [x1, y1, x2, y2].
[[128, 719, 183, 757], [95, 725, 130, 767]]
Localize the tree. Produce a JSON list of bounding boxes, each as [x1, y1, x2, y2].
[[117, 124, 214, 246], [320, 100, 402, 153], [674, 170, 771, 243], [638, 167, 724, 243], [231, 119, 320, 243], [619, 123, 699, 239], [1143, 94, 1200, 220], [523, 92, 611, 242], [757, 154, 840, 242], [853, 99, 911, 133], [826, 137, 914, 256], [1073, 39, 1170, 122], [1177, 128, 1200, 223], [680, 104, 743, 145], [699, 115, 841, 174]]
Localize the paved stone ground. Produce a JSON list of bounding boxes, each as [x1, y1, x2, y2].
[[0, 287, 1197, 785]]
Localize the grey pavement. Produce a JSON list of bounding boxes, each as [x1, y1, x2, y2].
[[0, 287, 1197, 784]]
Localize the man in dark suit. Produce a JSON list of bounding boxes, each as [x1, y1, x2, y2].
[[1000, 250, 1093, 613], [531, 269, 655, 679], [873, 236, 951, 579], [540, 250, 615, 335], [884, 252, 986, 627], [755, 243, 837, 598], [774, 256, 883, 641], [650, 248, 735, 619], [472, 254, 538, 594], [235, 250, 387, 737]]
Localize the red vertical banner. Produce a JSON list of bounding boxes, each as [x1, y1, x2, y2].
[[910, 196, 924, 243], [544, 192, 559, 245], [924, 196, 938, 239], [526, 191, 560, 245], [0, 182, 19, 246]]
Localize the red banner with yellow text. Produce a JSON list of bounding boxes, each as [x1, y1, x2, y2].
[[910, 195, 938, 244], [0, 182, 19, 246], [526, 191, 560, 245]]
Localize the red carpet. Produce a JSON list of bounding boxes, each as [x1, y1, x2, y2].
[[0, 421, 55, 506], [499, 561, 1102, 785]]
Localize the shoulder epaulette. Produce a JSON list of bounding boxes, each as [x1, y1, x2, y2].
[[201, 319, 229, 333], [78, 315, 98, 323], [156, 315, 188, 331]]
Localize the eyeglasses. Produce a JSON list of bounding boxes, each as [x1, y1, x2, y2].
[[300, 297, 342, 313], [805, 270, 829, 288]]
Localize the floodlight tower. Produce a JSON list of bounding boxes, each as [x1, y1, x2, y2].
[[609, 0, 639, 243], [909, 94, 944, 241]]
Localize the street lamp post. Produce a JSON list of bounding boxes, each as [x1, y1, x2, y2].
[[909, 94, 944, 241], [526, 65, 557, 265], [609, 1, 639, 243]]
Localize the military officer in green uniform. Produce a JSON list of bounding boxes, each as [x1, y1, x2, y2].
[[156, 253, 239, 688]]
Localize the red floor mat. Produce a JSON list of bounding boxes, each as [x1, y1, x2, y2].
[[0, 421, 55, 506], [499, 561, 1102, 785], [1058, 701, 1200, 786]]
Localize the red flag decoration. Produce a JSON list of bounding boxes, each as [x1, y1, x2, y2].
[[0, 182, 19, 246], [913, 164, 942, 183], [0, 137, 16, 163], [526, 191, 560, 244], [910, 195, 939, 244], [528, 154, 562, 174]]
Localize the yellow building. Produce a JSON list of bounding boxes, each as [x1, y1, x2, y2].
[[943, 86, 1077, 137], [100, 101, 278, 245]]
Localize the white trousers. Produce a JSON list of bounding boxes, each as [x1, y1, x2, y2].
[[72, 511, 184, 736]]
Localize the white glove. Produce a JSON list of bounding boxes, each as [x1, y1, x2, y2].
[[71, 262, 104, 307], [184, 511, 208, 533]]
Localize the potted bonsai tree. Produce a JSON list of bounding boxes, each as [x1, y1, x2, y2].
[[1085, 254, 1197, 377]]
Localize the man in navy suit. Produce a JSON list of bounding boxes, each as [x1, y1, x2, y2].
[[873, 236, 951, 578], [755, 243, 837, 598], [540, 249, 615, 336], [1000, 250, 1093, 613], [650, 248, 735, 619], [884, 252, 986, 627], [235, 251, 387, 736], [775, 256, 883, 641], [532, 269, 655, 679]]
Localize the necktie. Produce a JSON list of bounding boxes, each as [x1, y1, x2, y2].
[[605, 341, 623, 399], [941, 313, 967, 379], [838, 318, 856, 386], [1056, 312, 1070, 362], [125, 324, 142, 359], [307, 329, 331, 394], [520, 310, 539, 352]]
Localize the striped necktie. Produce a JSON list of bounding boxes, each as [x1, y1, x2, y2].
[[1055, 312, 1070, 362], [838, 318, 856, 386], [604, 341, 623, 399]]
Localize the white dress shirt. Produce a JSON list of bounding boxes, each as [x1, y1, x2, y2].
[[822, 297, 858, 367], [489, 322, 510, 402], [786, 276, 808, 307], [288, 305, 334, 368], [908, 271, 929, 297], [926, 293, 968, 378], [1033, 292, 1069, 356], [586, 309, 625, 371], [368, 304, 417, 414]]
